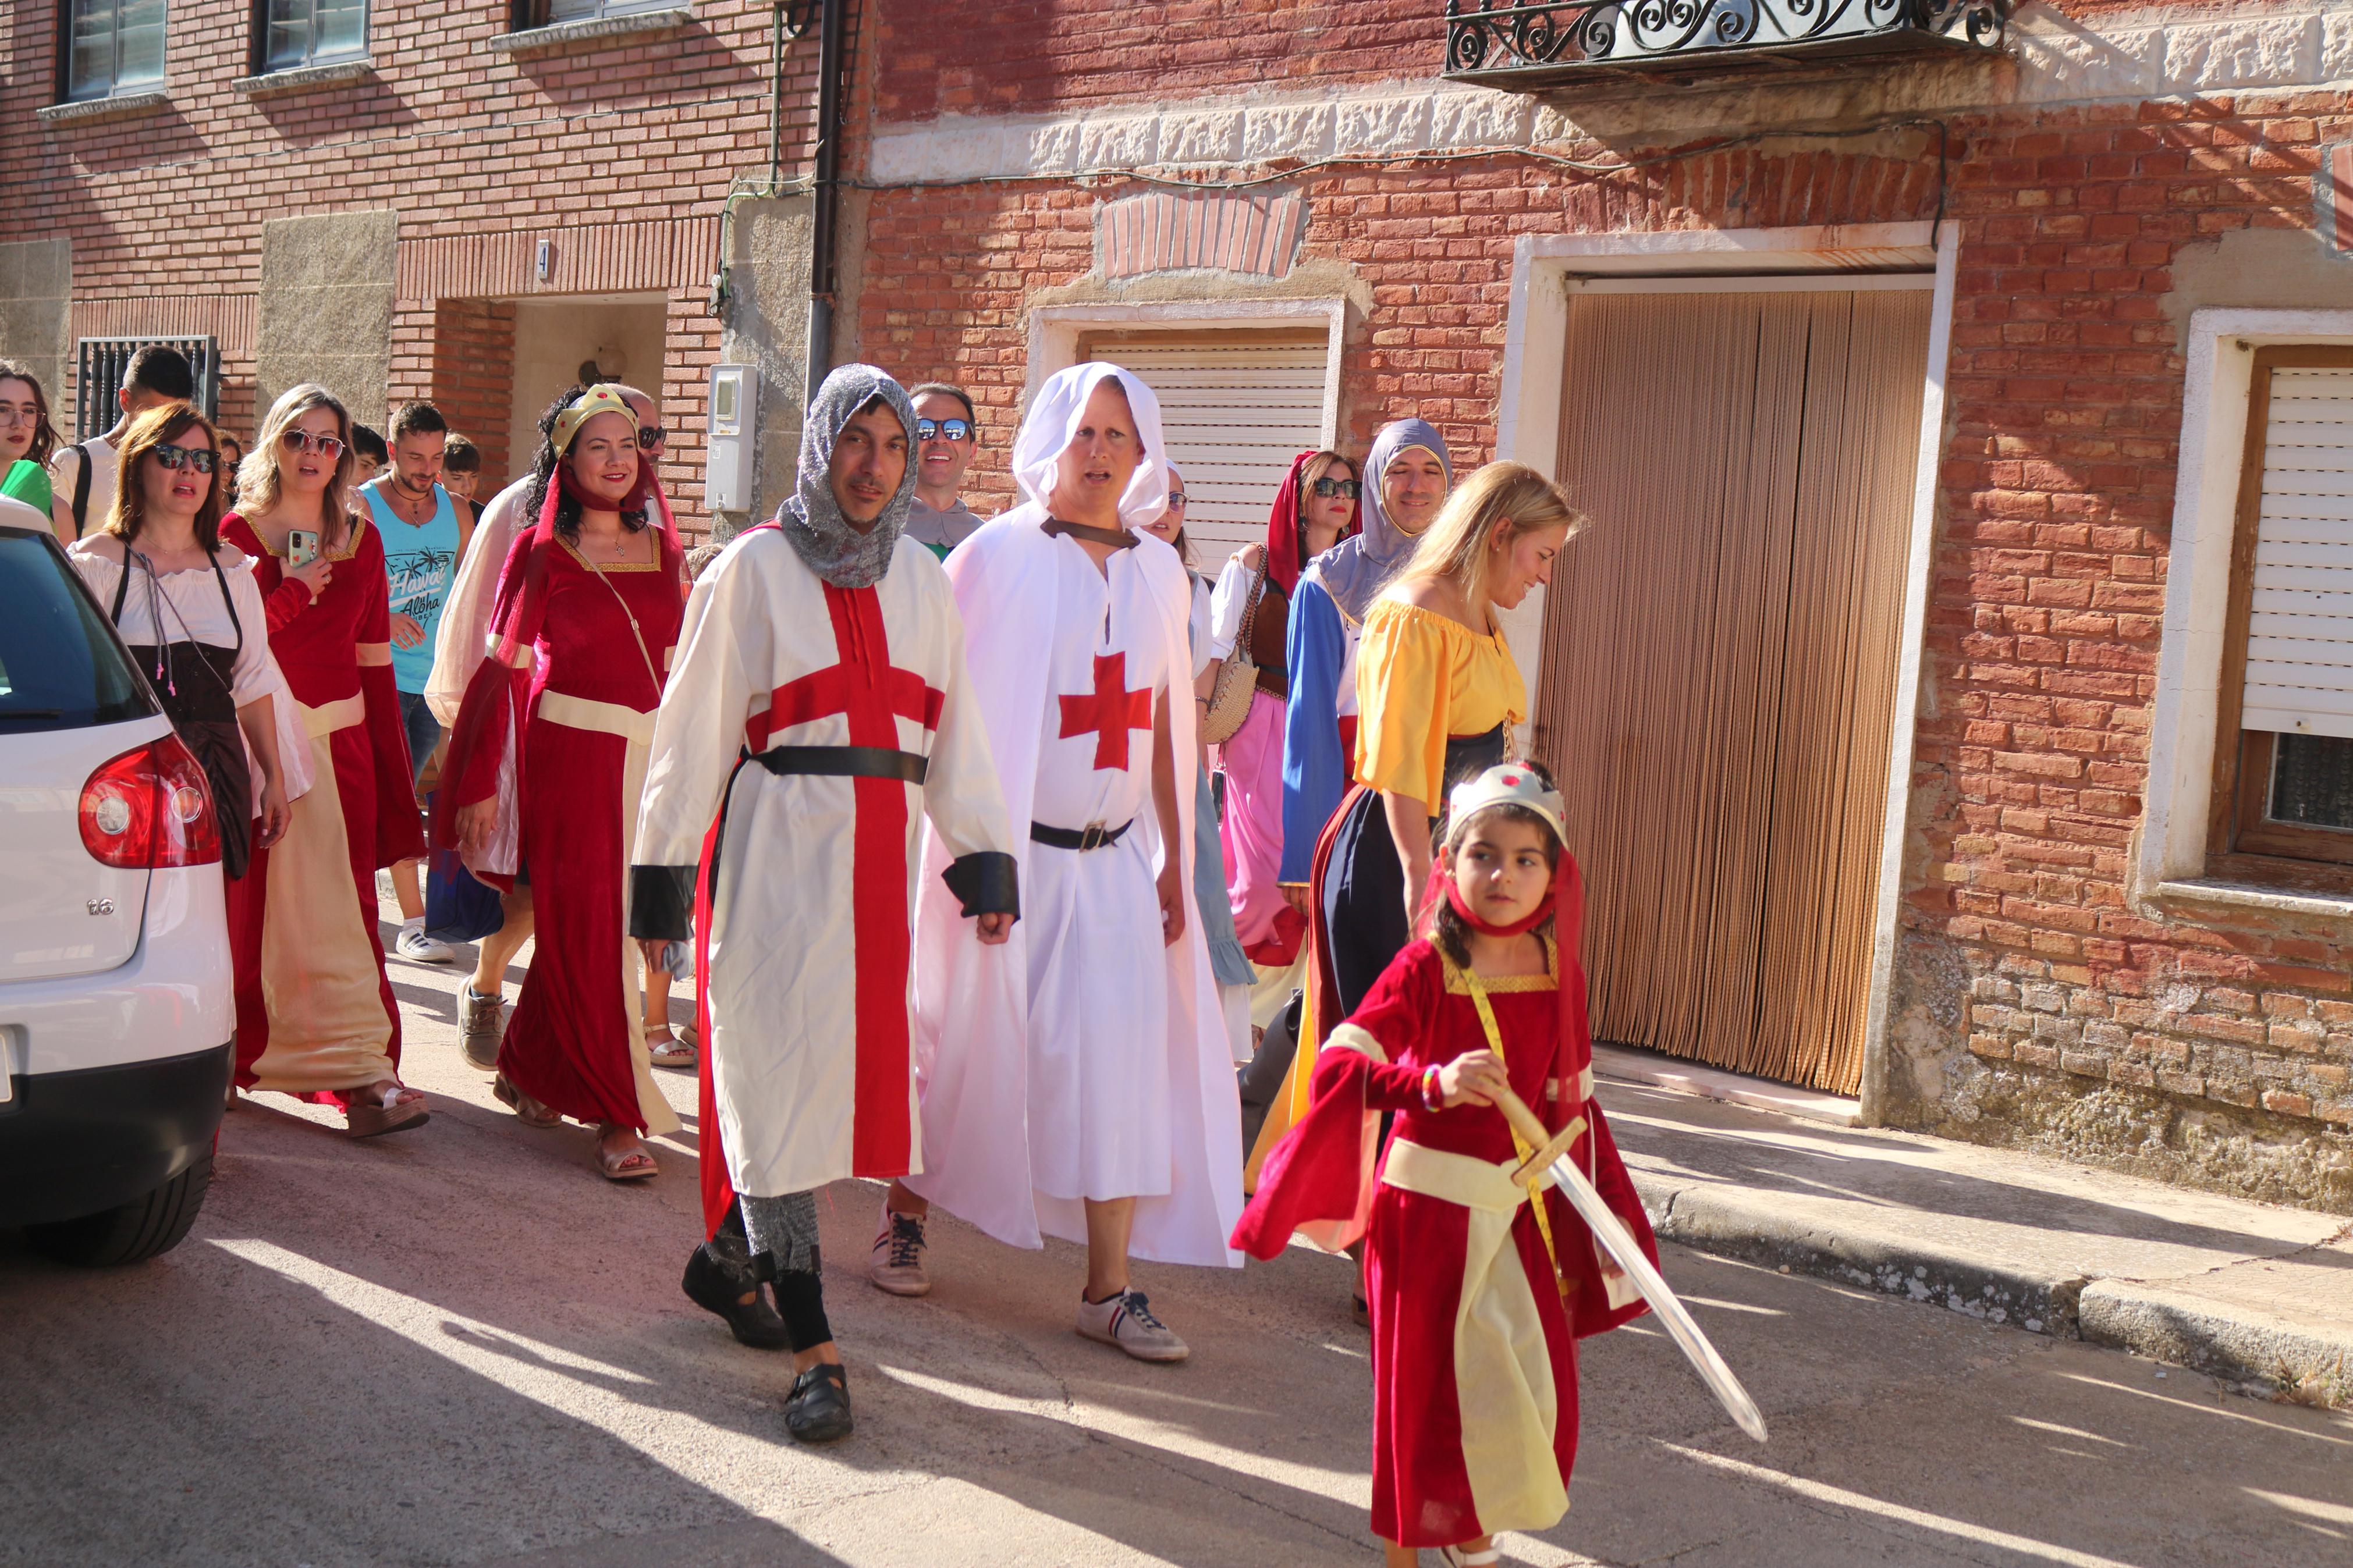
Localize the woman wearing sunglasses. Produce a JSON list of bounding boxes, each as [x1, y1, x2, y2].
[[68, 401, 303, 887], [218, 385, 432, 1139], [1204, 450, 1360, 980]]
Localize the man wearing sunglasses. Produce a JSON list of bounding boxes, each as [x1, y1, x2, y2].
[[903, 381, 982, 560]]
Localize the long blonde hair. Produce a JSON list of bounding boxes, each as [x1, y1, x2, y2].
[[1384, 461, 1585, 614], [240, 383, 356, 547]]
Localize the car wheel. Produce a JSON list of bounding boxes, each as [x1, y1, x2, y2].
[[27, 1155, 212, 1267]]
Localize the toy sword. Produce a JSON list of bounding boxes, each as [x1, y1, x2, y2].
[[1493, 1084, 1770, 1445]]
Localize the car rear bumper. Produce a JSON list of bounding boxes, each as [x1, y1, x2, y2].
[[0, 1044, 229, 1227]]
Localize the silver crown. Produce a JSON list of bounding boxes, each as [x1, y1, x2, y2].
[[1448, 762, 1567, 847]]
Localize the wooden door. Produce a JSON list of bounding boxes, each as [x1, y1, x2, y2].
[[1535, 286, 1929, 1094]]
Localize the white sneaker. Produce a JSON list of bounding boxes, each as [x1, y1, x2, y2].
[[396, 919, 455, 963], [1076, 1289, 1189, 1363]]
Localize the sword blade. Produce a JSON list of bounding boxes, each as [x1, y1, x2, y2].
[[1543, 1153, 1770, 1444]]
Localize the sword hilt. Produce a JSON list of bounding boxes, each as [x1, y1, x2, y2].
[[1489, 1081, 1556, 1152]]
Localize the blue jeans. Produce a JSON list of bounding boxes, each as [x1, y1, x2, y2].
[[398, 688, 441, 791]]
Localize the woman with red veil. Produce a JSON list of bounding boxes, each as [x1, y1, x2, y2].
[[439, 385, 686, 1181]]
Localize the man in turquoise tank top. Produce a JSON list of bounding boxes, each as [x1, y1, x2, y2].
[[362, 399, 474, 964]]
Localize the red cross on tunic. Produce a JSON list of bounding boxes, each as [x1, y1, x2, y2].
[[695, 560, 944, 1233], [1057, 651, 1153, 771]]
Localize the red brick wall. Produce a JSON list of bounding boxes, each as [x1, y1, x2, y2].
[[3, 0, 822, 536], [852, 94, 2353, 1167], [867, 1, 2245, 124], [428, 298, 518, 489]]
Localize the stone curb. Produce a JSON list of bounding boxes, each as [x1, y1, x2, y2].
[[1627, 1172, 2352, 1407], [1629, 1173, 2087, 1336], [2079, 1282, 2353, 1405]]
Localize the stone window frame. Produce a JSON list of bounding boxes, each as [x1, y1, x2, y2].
[[2143, 307, 2353, 923], [1024, 297, 1347, 447], [1492, 220, 1961, 1124], [54, 0, 166, 106]]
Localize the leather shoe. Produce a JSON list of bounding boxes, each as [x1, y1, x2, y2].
[[682, 1240, 789, 1350], [784, 1361, 853, 1443]]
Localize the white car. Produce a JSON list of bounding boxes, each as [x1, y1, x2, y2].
[[0, 495, 230, 1264]]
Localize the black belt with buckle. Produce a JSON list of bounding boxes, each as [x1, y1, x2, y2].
[[748, 744, 929, 784], [1030, 817, 1133, 852]]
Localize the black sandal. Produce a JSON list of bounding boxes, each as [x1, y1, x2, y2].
[[682, 1240, 790, 1350], [784, 1362, 853, 1444]]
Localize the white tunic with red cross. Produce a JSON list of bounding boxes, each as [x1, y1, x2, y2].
[[1023, 535, 1180, 1204], [631, 526, 1012, 1206]]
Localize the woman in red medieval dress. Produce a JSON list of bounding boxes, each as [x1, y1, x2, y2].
[[1235, 759, 1659, 1566], [440, 385, 685, 1182], [221, 385, 428, 1136]]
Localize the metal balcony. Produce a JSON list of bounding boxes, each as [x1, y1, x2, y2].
[[1442, 1, 2010, 88]]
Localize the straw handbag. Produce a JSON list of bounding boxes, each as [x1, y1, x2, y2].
[[1202, 554, 1267, 745]]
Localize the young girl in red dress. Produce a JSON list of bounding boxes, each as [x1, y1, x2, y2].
[[1234, 762, 1658, 1566]]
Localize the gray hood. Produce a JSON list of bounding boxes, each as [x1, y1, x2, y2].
[[779, 364, 919, 588]]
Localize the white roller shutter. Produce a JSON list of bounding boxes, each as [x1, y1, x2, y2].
[[2245, 367, 2353, 738], [1085, 337, 1329, 574]]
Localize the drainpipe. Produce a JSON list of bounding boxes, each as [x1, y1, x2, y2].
[[804, 0, 845, 408]]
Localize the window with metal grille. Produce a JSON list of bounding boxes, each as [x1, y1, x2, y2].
[[59, 0, 165, 102], [258, 0, 366, 72], [1080, 332, 1331, 575], [2212, 349, 2353, 870], [74, 337, 218, 442]]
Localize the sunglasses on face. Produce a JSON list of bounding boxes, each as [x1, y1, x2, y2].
[[638, 426, 665, 451], [1166, 492, 1187, 508], [152, 444, 219, 474], [1310, 477, 1360, 500], [281, 429, 347, 459], [917, 418, 973, 443]]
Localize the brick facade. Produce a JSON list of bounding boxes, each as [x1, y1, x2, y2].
[[841, 1, 2353, 1208], [1, 0, 821, 533], [9, 0, 2353, 1206]]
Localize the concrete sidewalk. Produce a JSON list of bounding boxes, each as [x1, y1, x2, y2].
[[1594, 1057, 2353, 1408]]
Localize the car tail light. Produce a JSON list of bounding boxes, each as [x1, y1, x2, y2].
[[79, 734, 222, 869]]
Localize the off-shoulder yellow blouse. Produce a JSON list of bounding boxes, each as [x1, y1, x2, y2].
[[1351, 598, 1526, 803]]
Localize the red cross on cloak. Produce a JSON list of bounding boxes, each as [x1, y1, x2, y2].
[[1058, 650, 1153, 771], [707, 573, 941, 1197]]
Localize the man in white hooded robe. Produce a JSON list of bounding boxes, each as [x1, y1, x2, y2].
[[880, 363, 1244, 1363]]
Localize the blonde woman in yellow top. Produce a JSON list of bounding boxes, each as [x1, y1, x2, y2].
[[1305, 460, 1586, 1036]]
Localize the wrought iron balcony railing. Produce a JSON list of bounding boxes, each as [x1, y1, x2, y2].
[[1443, 1, 2009, 87]]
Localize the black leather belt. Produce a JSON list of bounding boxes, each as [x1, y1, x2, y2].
[[748, 745, 928, 784], [1030, 817, 1134, 852]]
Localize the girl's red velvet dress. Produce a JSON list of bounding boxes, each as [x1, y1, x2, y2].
[[219, 513, 421, 1102], [1234, 930, 1658, 1549], [445, 529, 684, 1136]]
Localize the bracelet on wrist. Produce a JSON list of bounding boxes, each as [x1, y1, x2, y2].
[[1420, 1064, 1445, 1112]]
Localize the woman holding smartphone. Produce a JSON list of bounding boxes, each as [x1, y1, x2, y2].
[[219, 384, 430, 1137]]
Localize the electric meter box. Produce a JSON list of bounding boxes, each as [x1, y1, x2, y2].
[[705, 363, 758, 513]]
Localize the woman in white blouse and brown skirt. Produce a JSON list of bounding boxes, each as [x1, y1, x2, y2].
[[68, 402, 301, 885]]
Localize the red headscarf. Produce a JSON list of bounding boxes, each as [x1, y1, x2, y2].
[[1266, 450, 1360, 597]]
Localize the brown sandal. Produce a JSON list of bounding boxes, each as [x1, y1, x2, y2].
[[494, 1075, 562, 1129], [346, 1081, 430, 1139], [596, 1126, 659, 1182]]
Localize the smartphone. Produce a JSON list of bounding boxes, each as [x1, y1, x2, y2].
[[286, 529, 320, 567]]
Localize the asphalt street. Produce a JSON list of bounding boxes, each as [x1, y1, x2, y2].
[[4, 926, 2350, 1567]]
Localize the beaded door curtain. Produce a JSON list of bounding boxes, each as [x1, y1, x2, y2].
[[1535, 286, 1930, 1094]]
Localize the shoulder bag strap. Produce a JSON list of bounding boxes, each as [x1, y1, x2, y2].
[[72, 441, 94, 539], [212, 552, 243, 656]]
